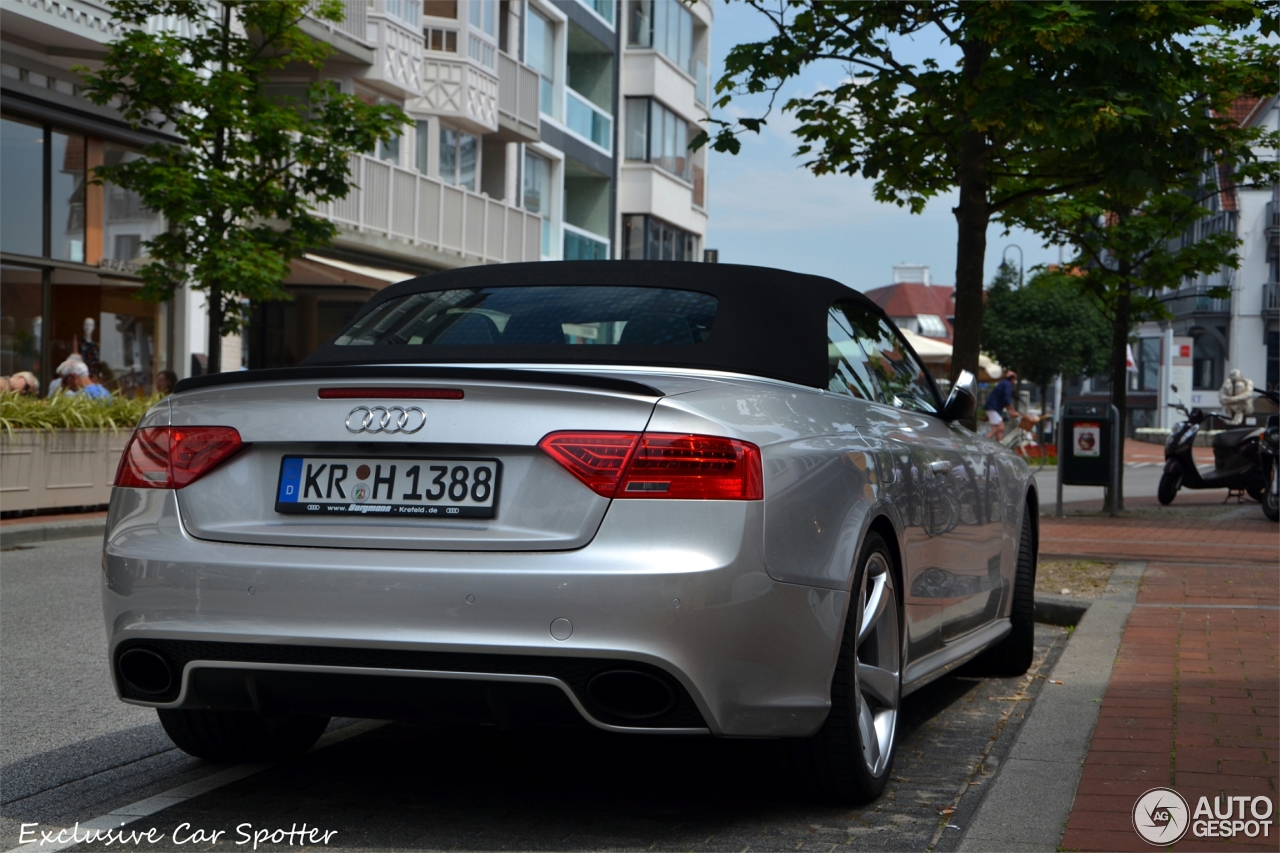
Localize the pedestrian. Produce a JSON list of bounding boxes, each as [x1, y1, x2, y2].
[[4, 370, 40, 396], [48, 354, 85, 396], [983, 369, 1020, 441], [154, 369, 178, 396], [65, 360, 111, 400]]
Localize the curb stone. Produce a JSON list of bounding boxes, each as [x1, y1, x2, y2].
[[1033, 592, 1089, 627], [0, 518, 107, 548], [955, 560, 1146, 853]]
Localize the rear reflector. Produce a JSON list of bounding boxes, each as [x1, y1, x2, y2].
[[115, 427, 245, 490], [538, 432, 763, 500], [318, 388, 464, 400]]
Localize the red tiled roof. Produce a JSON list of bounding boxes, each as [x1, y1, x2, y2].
[[1227, 96, 1262, 127], [862, 282, 955, 341]]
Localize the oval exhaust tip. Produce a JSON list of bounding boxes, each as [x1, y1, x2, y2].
[[586, 669, 676, 720], [118, 648, 174, 696]]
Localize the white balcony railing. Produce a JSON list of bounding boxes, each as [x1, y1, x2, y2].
[[565, 89, 612, 152], [316, 154, 542, 265], [497, 52, 540, 141], [563, 222, 610, 260], [417, 56, 499, 134], [308, 0, 371, 47], [366, 0, 424, 97]]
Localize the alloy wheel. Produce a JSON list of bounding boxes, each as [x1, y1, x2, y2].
[[853, 552, 901, 778]]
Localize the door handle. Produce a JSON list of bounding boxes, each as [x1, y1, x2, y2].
[[930, 460, 953, 475]]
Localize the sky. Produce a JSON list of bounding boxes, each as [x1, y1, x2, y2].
[[703, 3, 1064, 292]]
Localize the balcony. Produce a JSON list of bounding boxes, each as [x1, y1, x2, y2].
[[415, 55, 499, 135], [362, 0, 424, 98], [1162, 285, 1232, 320], [565, 89, 612, 152], [1264, 282, 1279, 319], [3, 0, 123, 46], [563, 223, 610, 260], [301, 0, 374, 63], [496, 52, 540, 143], [315, 153, 542, 264]]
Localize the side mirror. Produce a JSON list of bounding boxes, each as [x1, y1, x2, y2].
[[942, 369, 977, 422]]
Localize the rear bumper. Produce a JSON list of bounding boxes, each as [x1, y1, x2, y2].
[[103, 488, 848, 737]]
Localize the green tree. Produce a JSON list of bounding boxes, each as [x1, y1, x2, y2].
[[982, 263, 1110, 420], [1003, 26, 1279, 509], [78, 0, 407, 373], [704, 1, 1267, 385]]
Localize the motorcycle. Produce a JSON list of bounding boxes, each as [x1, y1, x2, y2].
[[1262, 400, 1278, 522], [1158, 385, 1274, 508]]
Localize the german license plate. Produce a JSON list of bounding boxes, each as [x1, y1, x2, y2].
[[275, 456, 500, 518]]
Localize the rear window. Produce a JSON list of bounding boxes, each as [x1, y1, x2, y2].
[[334, 286, 717, 347]]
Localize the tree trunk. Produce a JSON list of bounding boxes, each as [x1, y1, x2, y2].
[[1105, 273, 1132, 513], [206, 281, 223, 375], [950, 39, 991, 388]]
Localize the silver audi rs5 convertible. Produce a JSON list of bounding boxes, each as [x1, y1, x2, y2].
[[104, 262, 1037, 802]]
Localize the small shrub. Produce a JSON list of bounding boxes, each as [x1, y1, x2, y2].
[[0, 392, 162, 436]]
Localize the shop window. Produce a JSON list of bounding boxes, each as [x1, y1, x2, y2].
[[1, 118, 44, 256], [50, 130, 86, 262], [1, 265, 43, 378]]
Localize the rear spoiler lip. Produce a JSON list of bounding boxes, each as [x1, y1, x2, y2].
[[173, 364, 664, 398]]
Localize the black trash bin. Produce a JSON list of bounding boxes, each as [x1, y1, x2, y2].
[[1057, 401, 1121, 515]]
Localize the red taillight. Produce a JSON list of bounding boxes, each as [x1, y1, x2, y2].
[[537, 432, 641, 498], [114, 426, 245, 490], [537, 431, 763, 500]]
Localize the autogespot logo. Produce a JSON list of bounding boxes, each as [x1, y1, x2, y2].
[[1133, 788, 1190, 845]]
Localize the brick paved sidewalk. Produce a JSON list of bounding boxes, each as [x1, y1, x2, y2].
[[1047, 513, 1279, 851]]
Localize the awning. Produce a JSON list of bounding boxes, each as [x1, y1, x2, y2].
[[284, 254, 419, 290], [900, 329, 1004, 380]]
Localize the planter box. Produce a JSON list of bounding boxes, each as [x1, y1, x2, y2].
[[0, 429, 131, 514]]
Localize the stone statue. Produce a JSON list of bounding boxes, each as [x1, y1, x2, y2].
[[1218, 369, 1254, 426]]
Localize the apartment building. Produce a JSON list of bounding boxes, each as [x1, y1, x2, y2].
[[1128, 94, 1279, 426], [1, 1, 712, 383]]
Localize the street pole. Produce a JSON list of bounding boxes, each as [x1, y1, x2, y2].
[[1110, 404, 1121, 518]]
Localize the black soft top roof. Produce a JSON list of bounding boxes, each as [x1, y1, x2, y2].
[[294, 261, 877, 389]]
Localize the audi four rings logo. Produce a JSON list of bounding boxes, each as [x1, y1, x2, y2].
[[345, 406, 427, 434]]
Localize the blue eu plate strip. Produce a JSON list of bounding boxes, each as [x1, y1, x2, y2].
[[278, 457, 303, 503]]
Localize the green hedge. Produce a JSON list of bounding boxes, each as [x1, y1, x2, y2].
[[0, 392, 162, 436]]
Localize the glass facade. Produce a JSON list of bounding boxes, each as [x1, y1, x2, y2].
[[564, 228, 609, 261], [522, 151, 552, 257], [624, 98, 691, 180], [527, 8, 555, 117], [622, 214, 696, 261], [629, 0, 700, 76], [439, 126, 477, 190], [1, 114, 167, 395]]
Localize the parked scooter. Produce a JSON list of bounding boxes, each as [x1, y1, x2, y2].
[[1260, 395, 1278, 522], [1158, 385, 1272, 507]]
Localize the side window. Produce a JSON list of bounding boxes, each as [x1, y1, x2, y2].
[[826, 301, 940, 414]]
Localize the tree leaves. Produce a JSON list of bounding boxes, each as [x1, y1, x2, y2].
[[76, 1, 408, 369]]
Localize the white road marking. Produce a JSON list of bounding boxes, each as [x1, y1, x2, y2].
[[4, 719, 386, 853]]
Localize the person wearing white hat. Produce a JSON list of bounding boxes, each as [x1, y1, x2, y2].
[[65, 358, 111, 400]]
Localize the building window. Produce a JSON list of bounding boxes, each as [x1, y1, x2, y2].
[[439, 126, 477, 191], [527, 8, 555, 117], [2, 117, 88, 263], [1, 264, 43, 379], [628, 0, 704, 73], [916, 314, 947, 338], [425, 27, 459, 52], [522, 150, 552, 257], [1138, 337, 1161, 391], [415, 120, 431, 174], [1, 117, 44, 257], [622, 214, 696, 261], [376, 134, 401, 166], [102, 143, 163, 265], [467, 0, 497, 37], [624, 98, 692, 181], [1192, 331, 1225, 391]]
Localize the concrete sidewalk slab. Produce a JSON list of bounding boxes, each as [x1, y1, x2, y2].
[[0, 515, 107, 547], [956, 562, 1145, 852]]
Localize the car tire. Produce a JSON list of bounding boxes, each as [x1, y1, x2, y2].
[[794, 531, 902, 804], [157, 709, 329, 763], [975, 512, 1037, 677], [1246, 484, 1265, 503], [1157, 468, 1181, 506]]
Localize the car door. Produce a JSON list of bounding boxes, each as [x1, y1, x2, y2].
[[828, 301, 1004, 645]]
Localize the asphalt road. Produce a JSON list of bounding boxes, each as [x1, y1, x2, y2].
[[2, 535, 1068, 853]]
